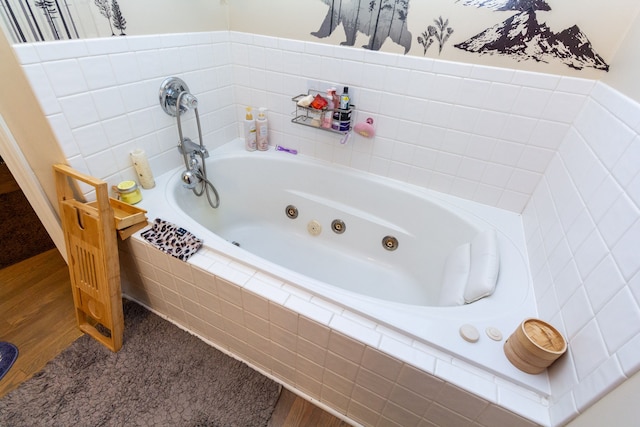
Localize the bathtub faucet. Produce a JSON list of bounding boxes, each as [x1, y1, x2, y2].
[[159, 76, 220, 208], [179, 137, 209, 159]]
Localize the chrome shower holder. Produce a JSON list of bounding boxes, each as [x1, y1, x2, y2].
[[159, 76, 192, 117]]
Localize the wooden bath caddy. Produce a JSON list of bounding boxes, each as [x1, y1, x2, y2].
[[53, 164, 147, 352], [88, 197, 148, 240]]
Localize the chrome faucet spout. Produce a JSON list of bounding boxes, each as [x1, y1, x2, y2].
[[179, 137, 208, 158]]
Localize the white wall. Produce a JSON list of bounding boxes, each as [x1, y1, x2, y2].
[[0, 0, 229, 42], [603, 8, 640, 103]]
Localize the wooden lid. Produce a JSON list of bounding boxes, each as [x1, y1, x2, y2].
[[522, 319, 566, 354]]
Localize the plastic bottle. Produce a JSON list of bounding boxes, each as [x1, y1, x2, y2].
[[244, 107, 257, 151], [340, 86, 350, 110], [330, 87, 339, 111], [338, 87, 351, 131], [256, 107, 269, 151], [322, 89, 334, 129]]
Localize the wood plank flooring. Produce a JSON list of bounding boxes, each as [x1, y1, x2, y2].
[[269, 388, 352, 427], [0, 249, 81, 397], [0, 249, 352, 426]]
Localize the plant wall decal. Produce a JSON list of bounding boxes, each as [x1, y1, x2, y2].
[[417, 16, 453, 55]]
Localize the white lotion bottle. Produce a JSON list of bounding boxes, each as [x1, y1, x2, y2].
[[244, 107, 257, 151], [256, 107, 269, 151]]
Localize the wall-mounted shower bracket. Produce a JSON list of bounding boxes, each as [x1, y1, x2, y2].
[[159, 76, 192, 117]]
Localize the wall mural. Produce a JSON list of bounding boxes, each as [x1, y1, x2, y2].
[[311, 0, 412, 53], [1, 0, 610, 73], [311, 0, 609, 71], [454, 0, 609, 71], [0, 0, 127, 42]]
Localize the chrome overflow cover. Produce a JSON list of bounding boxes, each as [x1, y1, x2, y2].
[[331, 219, 346, 234], [285, 205, 298, 219], [382, 236, 398, 251]]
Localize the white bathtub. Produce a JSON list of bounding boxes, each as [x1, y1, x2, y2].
[[134, 139, 549, 406]]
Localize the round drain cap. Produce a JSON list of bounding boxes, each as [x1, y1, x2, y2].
[[459, 324, 480, 343], [307, 220, 322, 236]]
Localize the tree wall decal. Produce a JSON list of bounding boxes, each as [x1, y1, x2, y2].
[[111, 0, 126, 35], [62, 0, 79, 38], [53, 0, 71, 38], [2, 0, 26, 42], [94, 0, 114, 36], [34, 0, 60, 40]]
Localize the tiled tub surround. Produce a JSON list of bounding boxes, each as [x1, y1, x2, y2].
[[119, 228, 545, 427], [10, 30, 640, 426], [522, 84, 640, 425], [13, 31, 593, 213]]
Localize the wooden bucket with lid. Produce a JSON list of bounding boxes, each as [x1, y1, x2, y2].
[[504, 318, 567, 374]]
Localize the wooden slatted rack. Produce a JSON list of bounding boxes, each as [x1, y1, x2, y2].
[[53, 164, 125, 352]]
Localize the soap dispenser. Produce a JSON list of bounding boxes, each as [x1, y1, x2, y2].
[[244, 107, 257, 151]]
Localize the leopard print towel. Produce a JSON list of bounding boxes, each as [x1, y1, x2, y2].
[[141, 218, 203, 261]]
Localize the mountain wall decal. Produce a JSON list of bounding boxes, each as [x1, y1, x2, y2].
[[456, 0, 551, 11], [455, 9, 609, 71]]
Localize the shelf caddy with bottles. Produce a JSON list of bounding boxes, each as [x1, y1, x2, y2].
[[291, 90, 355, 135]]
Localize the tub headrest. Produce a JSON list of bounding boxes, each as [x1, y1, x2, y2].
[[437, 243, 471, 306], [464, 229, 500, 304], [438, 229, 500, 306]]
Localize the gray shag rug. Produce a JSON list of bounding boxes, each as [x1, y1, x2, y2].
[[0, 300, 281, 426]]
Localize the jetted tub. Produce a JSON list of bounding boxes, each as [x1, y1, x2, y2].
[[135, 139, 545, 394]]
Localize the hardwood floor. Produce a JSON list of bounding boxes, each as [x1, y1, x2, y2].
[[0, 249, 352, 426], [269, 388, 352, 427], [0, 249, 81, 397]]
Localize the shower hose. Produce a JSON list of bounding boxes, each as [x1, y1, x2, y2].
[[176, 91, 220, 209]]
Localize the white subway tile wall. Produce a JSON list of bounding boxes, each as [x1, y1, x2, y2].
[[15, 31, 593, 213], [522, 82, 640, 425], [12, 31, 640, 426], [15, 32, 236, 191]]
